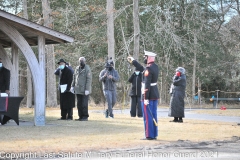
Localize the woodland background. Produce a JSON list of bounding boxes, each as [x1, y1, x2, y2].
[[1, 0, 240, 107]]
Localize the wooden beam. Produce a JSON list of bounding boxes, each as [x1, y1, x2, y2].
[[5, 19, 67, 44], [25, 37, 38, 46], [0, 11, 74, 43]]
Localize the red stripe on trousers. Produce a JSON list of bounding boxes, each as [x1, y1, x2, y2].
[[144, 104, 149, 137], [5, 97, 8, 111]]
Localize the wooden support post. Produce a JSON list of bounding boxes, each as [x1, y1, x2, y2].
[[34, 35, 46, 126], [11, 43, 19, 96]]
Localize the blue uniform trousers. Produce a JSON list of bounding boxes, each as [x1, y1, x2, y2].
[[141, 100, 158, 138]]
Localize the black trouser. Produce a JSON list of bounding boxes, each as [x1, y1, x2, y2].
[[61, 108, 73, 119], [130, 96, 142, 117], [77, 94, 89, 119]]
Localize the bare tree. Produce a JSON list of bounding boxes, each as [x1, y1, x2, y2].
[[133, 0, 139, 60], [106, 0, 115, 62], [42, 0, 57, 107], [192, 32, 197, 102]]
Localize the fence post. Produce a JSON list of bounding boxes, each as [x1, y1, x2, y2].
[[216, 90, 219, 109]]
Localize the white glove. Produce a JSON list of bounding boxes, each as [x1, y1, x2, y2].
[[144, 99, 149, 105], [70, 87, 74, 93], [127, 56, 134, 63], [85, 90, 89, 95]]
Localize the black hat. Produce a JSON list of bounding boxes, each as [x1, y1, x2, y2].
[[105, 63, 111, 68], [57, 59, 66, 64], [105, 57, 114, 68]]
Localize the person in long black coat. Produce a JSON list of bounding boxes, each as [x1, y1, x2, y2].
[[57, 59, 75, 120], [0, 58, 10, 95], [168, 67, 186, 123], [128, 68, 143, 117]]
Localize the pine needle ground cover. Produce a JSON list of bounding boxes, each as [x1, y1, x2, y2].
[[0, 107, 239, 153]]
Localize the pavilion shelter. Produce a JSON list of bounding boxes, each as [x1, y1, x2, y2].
[[0, 10, 74, 126]]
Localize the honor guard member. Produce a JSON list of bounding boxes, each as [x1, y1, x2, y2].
[[127, 51, 159, 140]]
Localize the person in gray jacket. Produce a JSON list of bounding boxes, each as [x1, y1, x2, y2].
[[168, 67, 186, 123], [72, 57, 92, 121], [99, 58, 120, 118]]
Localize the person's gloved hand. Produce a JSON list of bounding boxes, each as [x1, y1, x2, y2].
[[85, 90, 89, 95], [144, 99, 149, 105], [70, 87, 74, 93], [5, 90, 10, 95], [127, 56, 134, 63]]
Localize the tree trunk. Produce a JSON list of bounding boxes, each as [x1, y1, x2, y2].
[[192, 33, 197, 103], [198, 77, 201, 105], [42, 0, 57, 107], [107, 0, 115, 62], [133, 0, 140, 60]]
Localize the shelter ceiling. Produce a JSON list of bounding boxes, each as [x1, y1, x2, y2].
[[0, 10, 74, 48]]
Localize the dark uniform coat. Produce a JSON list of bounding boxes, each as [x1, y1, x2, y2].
[[59, 66, 75, 109], [132, 60, 159, 139], [168, 74, 186, 117], [132, 61, 159, 100], [0, 67, 10, 93], [128, 72, 142, 97]]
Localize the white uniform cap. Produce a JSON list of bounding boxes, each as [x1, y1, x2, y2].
[[144, 50, 157, 57]]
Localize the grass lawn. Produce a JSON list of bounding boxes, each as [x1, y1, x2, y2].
[[0, 106, 239, 153]]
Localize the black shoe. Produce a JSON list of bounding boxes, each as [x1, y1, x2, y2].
[[75, 118, 81, 121], [178, 119, 183, 123], [138, 116, 143, 118], [67, 118, 73, 120], [109, 114, 114, 118], [105, 109, 109, 118], [58, 117, 66, 120], [141, 137, 157, 140], [131, 115, 136, 117], [80, 118, 88, 121]]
